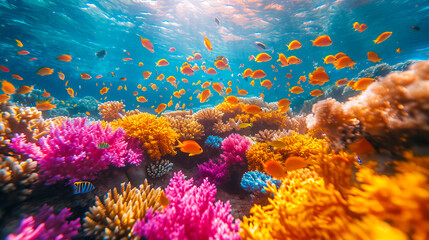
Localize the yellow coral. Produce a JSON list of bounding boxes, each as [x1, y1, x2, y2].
[[165, 116, 204, 141], [234, 114, 250, 123], [109, 113, 179, 161], [98, 101, 125, 122], [250, 111, 284, 130], [246, 142, 283, 171], [84, 181, 163, 240], [213, 120, 233, 134], [215, 101, 247, 118], [276, 133, 328, 162]]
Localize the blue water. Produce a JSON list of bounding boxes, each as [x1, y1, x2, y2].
[[0, 0, 428, 114]]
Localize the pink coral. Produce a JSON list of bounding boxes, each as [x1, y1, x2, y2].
[[220, 133, 251, 166], [132, 171, 240, 240], [10, 118, 143, 185]]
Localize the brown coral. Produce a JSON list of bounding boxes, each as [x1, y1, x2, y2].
[[193, 107, 223, 126], [165, 116, 204, 141], [213, 120, 233, 134], [98, 101, 125, 122], [125, 109, 142, 117], [84, 181, 163, 240], [161, 109, 193, 118], [281, 115, 308, 134], [215, 101, 247, 119]]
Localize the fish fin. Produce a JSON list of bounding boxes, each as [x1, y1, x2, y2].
[[373, 40, 377, 44], [175, 140, 183, 149], [189, 153, 196, 156], [249, 123, 253, 127]]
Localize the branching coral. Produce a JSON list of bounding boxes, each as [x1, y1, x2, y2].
[[197, 158, 227, 185], [98, 101, 125, 122], [275, 133, 328, 162], [241, 171, 281, 196], [7, 204, 80, 240], [250, 111, 284, 131], [132, 171, 241, 240], [246, 142, 283, 171], [215, 101, 247, 119], [220, 133, 251, 166], [204, 135, 223, 149], [213, 120, 233, 134], [109, 113, 179, 161], [146, 159, 173, 178], [10, 118, 143, 184], [234, 114, 250, 123], [125, 109, 141, 117], [84, 181, 163, 240], [165, 116, 204, 141]]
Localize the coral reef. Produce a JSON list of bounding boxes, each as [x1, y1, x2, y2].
[[165, 116, 204, 141], [204, 135, 223, 149], [275, 133, 328, 162], [213, 120, 233, 134], [6, 204, 80, 240], [125, 109, 141, 117], [193, 107, 224, 126], [250, 111, 284, 131], [220, 133, 251, 166], [98, 101, 125, 122], [197, 158, 227, 185], [237, 97, 267, 108], [161, 109, 193, 118], [84, 181, 163, 240], [240, 171, 281, 196], [65, 96, 99, 117], [281, 115, 308, 134], [246, 142, 283, 171], [254, 129, 292, 142], [146, 159, 173, 178], [10, 118, 143, 184], [215, 101, 247, 119], [109, 113, 179, 161], [132, 171, 241, 240]]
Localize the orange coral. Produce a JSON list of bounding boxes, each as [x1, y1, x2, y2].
[[215, 101, 247, 119], [250, 111, 284, 130], [165, 116, 204, 141], [246, 142, 282, 171], [98, 101, 125, 122], [109, 113, 179, 161]]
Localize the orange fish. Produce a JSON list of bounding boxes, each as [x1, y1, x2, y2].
[[278, 99, 291, 108], [192, 65, 200, 71], [286, 73, 293, 79], [335, 56, 356, 69], [367, 51, 382, 63], [396, 48, 401, 53], [214, 60, 229, 70], [15, 39, 23, 47], [323, 55, 336, 64], [181, 65, 194, 76], [299, 75, 306, 83], [236, 87, 248, 96], [58, 72, 65, 80], [287, 40, 302, 50], [86, 111, 90, 115], [358, 23, 367, 32], [284, 156, 308, 171], [143, 71, 152, 79], [263, 161, 286, 179], [204, 36, 212, 51], [310, 89, 323, 97], [199, 89, 211, 103], [255, 53, 272, 62], [242, 68, 253, 78], [335, 52, 347, 59], [287, 56, 302, 65], [133, 91, 138, 96], [353, 78, 376, 91], [311, 35, 332, 47], [42, 89, 50, 97], [336, 78, 348, 86], [17, 85, 33, 95], [100, 87, 109, 95], [173, 91, 181, 98], [117, 85, 123, 90], [289, 86, 304, 94], [17, 50, 30, 55], [12, 74, 23, 80], [182, 78, 189, 83], [1, 80, 15, 94], [0, 94, 10, 102], [260, 93, 264, 99], [0, 65, 9, 72], [28, 57, 37, 61], [251, 69, 266, 79], [225, 95, 239, 104], [36, 101, 56, 111], [225, 87, 232, 95], [212, 82, 223, 95], [142, 87, 147, 91], [201, 82, 211, 88], [122, 58, 133, 61], [138, 34, 154, 52], [260, 79, 273, 90], [156, 59, 169, 66], [155, 103, 167, 114], [206, 68, 217, 75], [36, 67, 54, 76], [373, 32, 392, 44], [137, 84, 142, 89], [120, 77, 127, 81], [56, 55, 72, 62], [136, 96, 148, 103], [81, 73, 92, 79], [353, 22, 360, 31], [309, 70, 329, 83], [244, 105, 262, 114], [66, 87, 75, 98], [168, 100, 173, 107], [277, 53, 288, 66], [347, 80, 356, 87], [151, 84, 157, 90], [175, 140, 203, 156], [179, 89, 186, 95], [348, 138, 375, 155], [156, 74, 165, 81], [65, 80, 69, 87]]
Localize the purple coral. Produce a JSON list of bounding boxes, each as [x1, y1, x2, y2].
[[6, 204, 80, 240], [132, 171, 241, 240], [197, 158, 227, 185], [220, 133, 251, 166], [10, 118, 143, 185]]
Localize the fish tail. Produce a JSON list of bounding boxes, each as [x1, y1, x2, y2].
[[310, 40, 315, 46], [175, 140, 182, 148], [373, 40, 378, 44]]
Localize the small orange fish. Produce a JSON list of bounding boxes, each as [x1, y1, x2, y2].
[[81, 73, 92, 80], [155, 103, 167, 114], [284, 156, 308, 171], [133, 91, 138, 96], [287, 40, 302, 50], [286, 73, 293, 79], [28, 57, 37, 61], [336, 78, 348, 86], [242, 68, 253, 78], [138, 34, 154, 53], [175, 140, 203, 156], [15, 39, 23, 47], [182, 78, 189, 83], [311, 35, 332, 47], [136, 96, 148, 103], [199, 89, 211, 103], [17, 50, 30, 55], [1, 80, 16, 94], [348, 138, 375, 155], [353, 78, 376, 91], [56, 55, 72, 62], [204, 36, 212, 51], [143, 71, 152, 79], [225, 87, 232, 95], [263, 161, 286, 179], [123, 58, 133, 61], [335, 52, 347, 59], [65, 80, 69, 87], [212, 82, 223, 95], [36, 67, 54, 76], [358, 23, 367, 32], [244, 105, 262, 114], [117, 85, 123, 90], [66, 87, 75, 98], [201, 81, 211, 88], [396, 48, 401, 53], [36, 101, 56, 111], [142, 87, 147, 91], [289, 86, 304, 94], [151, 84, 157, 90], [0, 94, 11, 102], [260, 79, 273, 90], [367, 51, 382, 63], [139, 62, 144, 66], [120, 77, 127, 81], [42, 89, 50, 97], [255, 53, 272, 62], [323, 55, 336, 64], [335, 56, 356, 70], [12, 74, 23, 80], [373, 32, 392, 44], [251, 69, 266, 79], [100, 87, 109, 95], [156, 59, 169, 66], [236, 87, 248, 96], [227, 80, 232, 86], [156, 74, 165, 81], [287, 56, 302, 65], [277, 53, 288, 66], [310, 89, 323, 97], [58, 72, 65, 80], [17, 85, 33, 95], [86, 111, 90, 115], [225, 95, 239, 104], [206, 68, 217, 75]]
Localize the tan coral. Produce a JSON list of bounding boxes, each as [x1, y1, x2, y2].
[[215, 101, 247, 119], [213, 120, 233, 134], [165, 116, 204, 141], [193, 108, 224, 127], [84, 181, 163, 240], [281, 115, 308, 134], [98, 101, 125, 122], [125, 109, 141, 117], [250, 111, 284, 131], [161, 109, 193, 118]]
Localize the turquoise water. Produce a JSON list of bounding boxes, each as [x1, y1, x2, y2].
[[0, 0, 428, 113]]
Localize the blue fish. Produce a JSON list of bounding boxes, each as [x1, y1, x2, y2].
[[97, 142, 110, 149], [73, 181, 95, 194]]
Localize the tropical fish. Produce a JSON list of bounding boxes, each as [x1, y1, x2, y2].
[[225, 95, 239, 104], [175, 140, 203, 156], [95, 50, 106, 58], [0, 65, 9, 72], [263, 160, 286, 179], [57, 54, 72, 62], [396, 48, 401, 53], [244, 105, 262, 114], [287, 56, 302, 65], [199, 89, 211, 103], [212, 82, 223, 95], [100, 87, 109, 95], [15, 39, 23, 47], [0, 94, 10, 102], [12, 74, 23, 80], [239, 123, 253, 129], [97, 142, 110, 149], [156, 74, 165, 81], [139, 62, 144, 66], [336, 78, 348, 86], [367, 51, 382, 63], [289, 86, 304, 94], [353, 78, 376, 91], [204, 36, 212, 51], [1, 80, 15, 94], [287, 40, 302, 50], [266, 140, 286, 148], [138, 34, 154, 52], [251, 69, 266, 79], [17, 85, 33, 95], [201, 81, 211, 88], [323, 55, 336, 64], [348, 138, 375, 155], [261, 79, 273, 90], [136, 96, 148, 103], [36, 100, 56, 111], [255, 53, 272, 62], [236, 87, 248, 96], [169, 47, 176, 52], [335, 56, 356, 69], [206, 68, 217, 75], [17, 50, 30, 55], [143, 71, 152, 79], [373, 32, 392, 44], [42, 89, 50, 97], [286, 73, 293, 79], [310, 89, 324, 97], [121, 77, 127, 81], [311, 35, 332, 47], [225, 87, 232, 95], [284, 156, 308, 171], [66, 87, 75, 98], [242, 68, 253, 78], [73, 181, 95, 194], [36, 67, 54, 76], [123, 58, 133, 61], [156, 59, 169, 66], [81, 73, 92, 79], [155, 103, 167, 114], [254, 41, 267, 51]]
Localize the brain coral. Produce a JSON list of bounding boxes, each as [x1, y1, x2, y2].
[[98, 101, 125, 122], [109, 113, 179, 161]]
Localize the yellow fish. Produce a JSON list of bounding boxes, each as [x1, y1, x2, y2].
[[266, 140, 286, 148], [239, 123, 253, 129]]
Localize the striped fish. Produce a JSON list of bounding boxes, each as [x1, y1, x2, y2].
[[97, 142, 110, 149], [73, 181, 95, 194]]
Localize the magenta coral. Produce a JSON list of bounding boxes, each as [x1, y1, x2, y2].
[[6, 204, 80, 240], [10, 117, 143, 185], [220, 133, 251, 166], [132, 171, 241, 240], [197, 158, 228, 185]]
